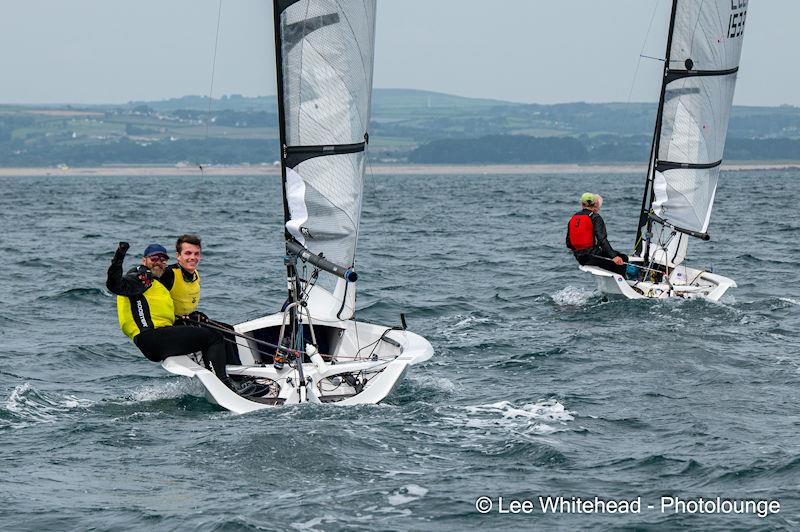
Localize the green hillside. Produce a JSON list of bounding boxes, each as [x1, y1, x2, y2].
[[1, 89, 799, 166]]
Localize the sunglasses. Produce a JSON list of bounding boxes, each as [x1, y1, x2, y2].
[[146, 255, 168, 263]]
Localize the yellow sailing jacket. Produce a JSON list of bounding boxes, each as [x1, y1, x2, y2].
[[165, 264, 201, 316], [117, 279, 175, 340]]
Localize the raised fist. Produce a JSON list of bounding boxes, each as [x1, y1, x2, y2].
[[114, 241, 130, 261]]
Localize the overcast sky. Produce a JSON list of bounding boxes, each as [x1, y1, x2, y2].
[[0, 1, 791, 106]]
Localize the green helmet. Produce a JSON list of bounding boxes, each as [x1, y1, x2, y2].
[[581, 192, 596, 205]]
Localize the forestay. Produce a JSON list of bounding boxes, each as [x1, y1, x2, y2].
[[275, 0, 376, 274], [640, 0, 747, 265]]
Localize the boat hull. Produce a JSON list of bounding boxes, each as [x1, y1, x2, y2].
[[161, 311, 433, 414], [578, 262, 735, 302]]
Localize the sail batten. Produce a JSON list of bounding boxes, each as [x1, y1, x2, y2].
[[638, 0, 747, 265]]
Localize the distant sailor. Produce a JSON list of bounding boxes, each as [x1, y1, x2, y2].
[[106, 242, 233, 387], [566, 192, 628, 276]]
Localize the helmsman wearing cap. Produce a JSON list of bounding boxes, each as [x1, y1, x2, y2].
[[141, 243, 170, 279], [105, 241, 232, 387], [565, 192, 628, 276]]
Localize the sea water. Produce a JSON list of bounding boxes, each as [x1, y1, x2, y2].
[[1, 169, 798, 530]]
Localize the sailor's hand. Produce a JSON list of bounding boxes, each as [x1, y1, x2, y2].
[[612, 256, 624, 266], [135, 264, 153, 287], [113, 241, 130, 261], [189, 311, 209, 323]]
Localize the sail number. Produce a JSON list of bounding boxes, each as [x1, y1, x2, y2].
[[728, 1, 747, 38]]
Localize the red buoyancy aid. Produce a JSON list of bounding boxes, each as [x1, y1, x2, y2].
[[568, 213, 595, 250]]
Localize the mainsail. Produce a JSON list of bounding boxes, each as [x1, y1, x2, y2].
[[636, 0, 747, 266], [273, 0, 376, 279]]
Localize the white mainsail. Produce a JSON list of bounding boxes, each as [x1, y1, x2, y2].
[[641, 0, 747, 266], [276, 0, 376, 275]]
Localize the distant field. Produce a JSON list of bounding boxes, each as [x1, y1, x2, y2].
[[0, 89, 798, 166]]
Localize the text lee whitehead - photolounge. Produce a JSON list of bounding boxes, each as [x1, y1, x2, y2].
[[474, 495, 781, 518]]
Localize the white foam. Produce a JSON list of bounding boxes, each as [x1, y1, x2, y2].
[[552, 286, 594, 306], [467, 399, 575, 422], [290, 516, 332, 531], [387, 484, 429, 506], [451, 314, 490, 331], [779, 297, 800, 306], [462, 399, 575, 436], [62, 395, 95, 408]]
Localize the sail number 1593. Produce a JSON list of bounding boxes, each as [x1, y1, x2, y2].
[[728, 1, 747, 38]]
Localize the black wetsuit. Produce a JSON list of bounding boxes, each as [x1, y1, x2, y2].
[[106, 255, 230, 383], [566, 208, 629, 276], [160, 263, 241, 366]]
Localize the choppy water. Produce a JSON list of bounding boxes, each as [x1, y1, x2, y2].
[[1, 168, 799, 530]]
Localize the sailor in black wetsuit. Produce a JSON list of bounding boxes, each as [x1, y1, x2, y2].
[[106, 242, 233, 386], [566, 193, 629, 276]]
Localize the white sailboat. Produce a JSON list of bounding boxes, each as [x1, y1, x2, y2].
[[581, 0, 748, 301], [162, 0, 433, 413]]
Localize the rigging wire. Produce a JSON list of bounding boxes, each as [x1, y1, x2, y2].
[[621, 0, 664, 256], [625, 0, 663, 105], [199, 0, 224, 174]]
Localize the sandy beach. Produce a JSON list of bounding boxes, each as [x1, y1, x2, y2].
[[1, 162, 799, 177]]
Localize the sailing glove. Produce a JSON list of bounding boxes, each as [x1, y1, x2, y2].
[[134, 264, 153, 288], [189, 311, 209, 323], [114, 241, 130, 261]]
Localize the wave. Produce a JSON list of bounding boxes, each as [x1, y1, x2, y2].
[[491, 346, 568, 368], [36, 287, 107, 302], [2, 382, 94, 428]]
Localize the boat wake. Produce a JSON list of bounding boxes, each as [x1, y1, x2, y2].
[[125, 379, 204, 404], [407, 373, 457, 395], [551, 286, 595, 306]]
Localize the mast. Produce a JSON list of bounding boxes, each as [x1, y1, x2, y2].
[[634, 0, 678, 258], [273, 0, 303, 364]]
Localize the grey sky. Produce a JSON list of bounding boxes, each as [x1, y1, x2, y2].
[[0, 1, 791, 106]]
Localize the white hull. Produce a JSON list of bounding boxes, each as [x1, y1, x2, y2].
[[162, 286, 433, 414], [579, 259, 735, 302]]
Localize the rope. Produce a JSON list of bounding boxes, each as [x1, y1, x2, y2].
[[186, 317, 300, 356]]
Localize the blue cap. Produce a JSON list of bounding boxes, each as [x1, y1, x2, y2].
[[143, 243, 168, 257]]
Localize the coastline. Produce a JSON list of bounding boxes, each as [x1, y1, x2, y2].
[[1, 161, 799, 177]]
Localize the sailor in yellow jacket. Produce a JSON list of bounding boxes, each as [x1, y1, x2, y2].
[[106, 242, 231, 386], [159, 235, 242, 366], [159, 234, 202, 317]]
